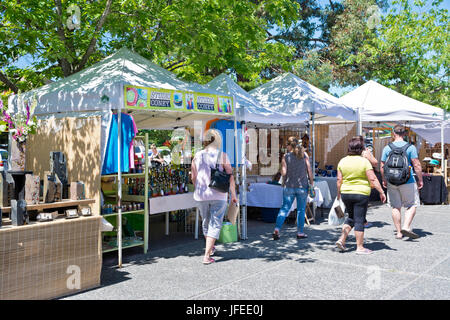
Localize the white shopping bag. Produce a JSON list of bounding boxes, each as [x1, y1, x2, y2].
[[328, 197, 346, 226], [101, 217, 114, 232]]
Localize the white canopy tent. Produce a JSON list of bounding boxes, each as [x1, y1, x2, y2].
[[339, 80, 445, 131], [8, 48, 234, 151], [207, 73, 311, 239], [249, 72, 357, 124], [207, 73, 308, 125], [8, 48, 237, 267], [409, 121, 450, 145], [249, 72, 358, 188], [339, 80, 447, 171]]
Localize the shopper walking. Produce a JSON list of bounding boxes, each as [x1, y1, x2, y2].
[[272, 136, 314, 240], [335, 137, 386, 254], [191, 129, 237, 264], [358, 135, 379, 228], [380, 124, 423, 239]]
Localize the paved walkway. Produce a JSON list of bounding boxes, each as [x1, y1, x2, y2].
[[65, 204, 450, 300]]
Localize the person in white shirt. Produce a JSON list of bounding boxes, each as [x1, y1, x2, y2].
[[191, 129, 238, 264]]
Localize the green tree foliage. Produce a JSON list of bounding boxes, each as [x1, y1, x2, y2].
[[138, 129, 173, 147], [370, 0, 449, 110], [0, 0, 448, 111], [0, 0, 302, 94], [330, 0, 449, 110]]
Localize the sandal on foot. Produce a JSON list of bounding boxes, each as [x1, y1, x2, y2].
[[401, 229, 419, 239], [272, 232, 280, 240], [356, 248, 373, 255], [297, 233, 308, 239], [395, 233, 403, 239], [335, 240, 346, 252], [202, 257, 215, 265]]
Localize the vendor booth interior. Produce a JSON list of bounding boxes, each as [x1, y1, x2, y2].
[[208, 72, 358, 229], [1, 48, 240, 299]]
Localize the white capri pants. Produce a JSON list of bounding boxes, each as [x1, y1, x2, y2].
[[197, 200, 228, 239]]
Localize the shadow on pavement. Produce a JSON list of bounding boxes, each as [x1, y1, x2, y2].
[[96, 214, 398, 288], [403, 228, 433, 241]]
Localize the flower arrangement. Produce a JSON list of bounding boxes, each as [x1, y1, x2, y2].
[[0, 94, 38, 143]]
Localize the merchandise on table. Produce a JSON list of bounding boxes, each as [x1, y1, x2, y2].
[[100, 163, 192, 215], [148, 164, 191, 197], [101, 202, 145, 214]]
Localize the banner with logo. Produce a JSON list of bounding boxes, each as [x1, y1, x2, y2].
[[125, 85, 233, 116]]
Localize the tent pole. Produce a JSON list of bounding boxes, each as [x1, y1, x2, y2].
[[311, 112, 316, 219], [233, 109, 241, 239], [441, 118, 445, 177], [357, 107, 362, 136], [311, 112, 315, 176], [241, 121, 248, 240], [117, 110, 122, 268]]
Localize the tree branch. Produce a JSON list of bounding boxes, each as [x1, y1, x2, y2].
[[329, 0, 335, 11], [54, 0, 72, 76], [0, 71, 19, 94], [309, 38, 328, 44], [75, 0, 113, 73]]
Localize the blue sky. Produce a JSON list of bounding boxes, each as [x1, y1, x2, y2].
[[6, 0, 449, 96]]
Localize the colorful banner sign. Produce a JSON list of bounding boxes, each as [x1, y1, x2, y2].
[[125, 85, 234, 116]]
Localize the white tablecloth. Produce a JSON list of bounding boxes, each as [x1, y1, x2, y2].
[[242, 183, 324, 209], [314, 180, 333, 208], [149, 192, 197, 214], [316, 176, 337, 201]]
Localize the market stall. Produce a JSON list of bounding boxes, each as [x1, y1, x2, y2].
[[247, 73, 357, 218], [207, 74, 311, 238], [339, 80, 449, 203], [7, 48, 237, 269]]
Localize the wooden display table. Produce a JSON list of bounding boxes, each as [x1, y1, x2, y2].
[[1, 199, 96, 214], [0, 200, 101, 300]]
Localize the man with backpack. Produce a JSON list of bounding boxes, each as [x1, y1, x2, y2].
[[380, 124, 423, 240]]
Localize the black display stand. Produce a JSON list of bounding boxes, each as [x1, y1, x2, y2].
[[7, 171, 33, 200], [420, 175, 448, 204]]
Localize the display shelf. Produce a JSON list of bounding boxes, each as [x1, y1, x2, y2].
[[122, 194, 146, 202], [101, 210, 145, 217], [0, 199, 95, 214], [102, 240, 145, 253], [101, 133, 149, 256], [101, 173, 145, 178]]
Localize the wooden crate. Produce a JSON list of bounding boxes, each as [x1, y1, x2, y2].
[[0, 216, 102, 300]]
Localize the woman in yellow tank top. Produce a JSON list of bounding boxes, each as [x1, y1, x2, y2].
[[335, 137, 386, 255]]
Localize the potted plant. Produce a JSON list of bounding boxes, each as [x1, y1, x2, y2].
[[0, 94, 38, 171]]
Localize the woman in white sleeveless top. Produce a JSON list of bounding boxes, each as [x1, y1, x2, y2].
[[191, 129, 238, 264]]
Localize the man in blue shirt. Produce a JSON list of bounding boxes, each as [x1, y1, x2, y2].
[[381, 124, 423, 240]]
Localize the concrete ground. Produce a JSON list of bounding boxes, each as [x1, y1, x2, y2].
[[64, 204, 450, 300]]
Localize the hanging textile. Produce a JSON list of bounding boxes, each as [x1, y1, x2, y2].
[[128, 114, 139, 170], [102, 113, 137, 175]]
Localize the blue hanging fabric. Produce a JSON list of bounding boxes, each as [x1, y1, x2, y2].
[[102, 113, 136, 175], [209, 119, 242, 168]]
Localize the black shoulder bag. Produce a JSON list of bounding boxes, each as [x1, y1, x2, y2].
[[208, 151, 231, 193]]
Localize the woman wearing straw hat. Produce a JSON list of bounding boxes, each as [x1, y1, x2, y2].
[[191, 129, 238, 264], [272, 136, 314, 240]]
